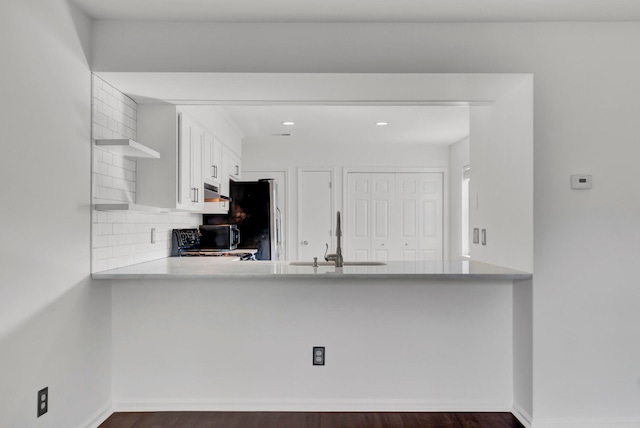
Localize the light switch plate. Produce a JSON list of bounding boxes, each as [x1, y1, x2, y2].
[[571, 174, 592, 189]]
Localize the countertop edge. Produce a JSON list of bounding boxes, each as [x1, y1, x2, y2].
[[91, 258, 532, 281], [92, 272, 532, 281]]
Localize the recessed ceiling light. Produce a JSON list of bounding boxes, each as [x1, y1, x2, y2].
[[375, 121, 389, 126], [282, 121, 295, 126]]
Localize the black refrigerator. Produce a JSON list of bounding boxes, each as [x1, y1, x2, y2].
[[203, 179, 281, 260]]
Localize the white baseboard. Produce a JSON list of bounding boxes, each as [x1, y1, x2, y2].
[[81, 402, 112, 428], [512, 403, 532, 428], [113, 398, 512, 413], [532, 418, 640, 428]]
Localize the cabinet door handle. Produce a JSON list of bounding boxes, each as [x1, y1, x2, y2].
[[213, 165, 218, 178], [235, 165, 239, 176]]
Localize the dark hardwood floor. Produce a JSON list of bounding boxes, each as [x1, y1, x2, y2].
[[99, 412, 525, 428]]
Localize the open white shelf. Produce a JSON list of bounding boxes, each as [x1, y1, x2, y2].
[[94, 139, 160, 159], [94, 203, 170, 213]]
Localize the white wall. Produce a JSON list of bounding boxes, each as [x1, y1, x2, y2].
[[0, 1, 111, 427], [112, 278, 513, 412], [449, 137, 470, 260], [92, 22, 640, 426], [470, 78, 534, 273], [243, 140, 449, 170]]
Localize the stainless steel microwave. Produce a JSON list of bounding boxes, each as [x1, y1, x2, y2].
[[198, 224, 240, 250]]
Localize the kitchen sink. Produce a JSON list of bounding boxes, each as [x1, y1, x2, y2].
[[289, 261, 386, 266]]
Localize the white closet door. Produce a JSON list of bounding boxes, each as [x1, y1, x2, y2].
[[298, 170, 333, 261], [371, 173, 396, 262], [419, 173, 444, 261], [396, 173, 421, 262], [346, 171, 443, 262], [347, 173, 372, 261]]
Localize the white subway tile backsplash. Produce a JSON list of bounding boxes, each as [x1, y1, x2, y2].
[[123, 158, 135, 171], [91, 74, 201, 273], [95, 186, 108, 200], [107, 117, 117, 132], [100, 223, 113, 236], [93, 235, 108, 248], [95, 112, 108, 128], [93, 260, 108, 273], [102, 128, 114, 139]]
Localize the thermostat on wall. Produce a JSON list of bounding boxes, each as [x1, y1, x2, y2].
[[571, 174, 592, 189]]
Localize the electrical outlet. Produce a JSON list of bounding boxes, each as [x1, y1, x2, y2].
[[37, 387, 48, 417], [313, 347, 325, 366]]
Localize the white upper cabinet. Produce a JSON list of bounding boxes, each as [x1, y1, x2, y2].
[[228, 149, 242, 181], [178, 113, 204, 210], [136, 105, 204, 211], [136, 104, 242, 213], [203, 131, 222, 186]]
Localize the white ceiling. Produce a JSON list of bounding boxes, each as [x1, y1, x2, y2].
[[72, 0, 640, 22], [223, 105, 469, 146], [99, 73, 521, 146]]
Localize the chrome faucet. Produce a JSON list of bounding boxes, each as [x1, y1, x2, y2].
[[324, 211, 344, 267]]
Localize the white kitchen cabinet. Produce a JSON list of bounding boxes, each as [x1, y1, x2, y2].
[[203, 146, 233, 214], [201, 143, 230, 214], [136, 104, 242, 213], [136, 105, 204, 211], [202, 131, 222, 186], [178, 113, 204, 210], [227, 147, 242, 181]]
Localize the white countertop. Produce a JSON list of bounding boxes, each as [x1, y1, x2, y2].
[[92, 257, 531, 280]]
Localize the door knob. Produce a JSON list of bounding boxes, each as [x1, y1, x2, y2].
[[302, 241, 308, 245]]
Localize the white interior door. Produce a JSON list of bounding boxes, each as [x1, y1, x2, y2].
[[298, 170, 333, 261]]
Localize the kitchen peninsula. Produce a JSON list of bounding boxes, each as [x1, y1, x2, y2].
[[92, 258, 530, 280]]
